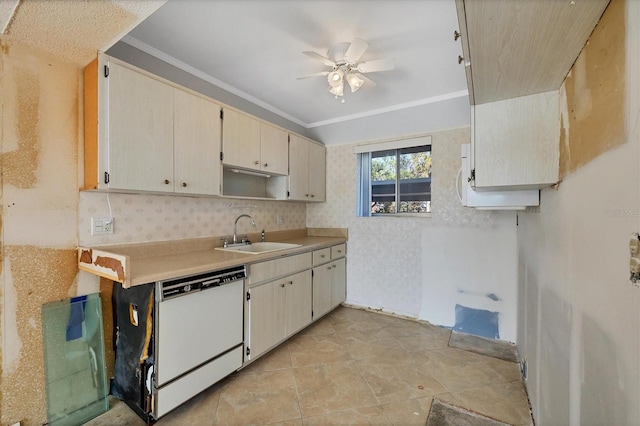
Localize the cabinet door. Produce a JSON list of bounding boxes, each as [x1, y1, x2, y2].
[[473, 91, 559, 189], [174, 89, 221, 195], [331, 258, 346, 308], [312, 265, 333, 320], [284, 270, 312, 336], [249, 281, 286, 359], [260, 124, 289, 176], [107, 62, 174, 192], [288, 134, 309, 200], [222, 108, 261, 171], [308, 142, 326, 202]]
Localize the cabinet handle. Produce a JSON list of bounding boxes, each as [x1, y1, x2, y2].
[[288, 280, 293, 285], [458, 55, 464, 65], [327, 266, 332, 270], [280, 283, 285, 288], [164, 179, 170, 185], [264, 163, 268, 167], [337, 250, 342, 254], [182, 182, 187, 187], [254, 160, 260, 165], [305, 194, 309, 197], [332, 265, 337, 268], [311, 194, 315, 198], [320, 254, 325, 258], [454, 30, 461, 41]]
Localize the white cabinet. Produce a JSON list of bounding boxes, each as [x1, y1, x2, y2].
[[312, 244, 346, 320], [471, 91, 559, 190], [85, 55, 221, 195], [105, 60, 174, 192], [247, 270, 312, 359], [173, 89, 222, 195], [289, 134, 326, 202], [222, 108, 289, 176]]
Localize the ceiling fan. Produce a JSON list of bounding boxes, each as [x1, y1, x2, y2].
[[298, 38, 396, 102]]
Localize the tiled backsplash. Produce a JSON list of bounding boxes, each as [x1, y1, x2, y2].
[[78, 192, 306, 246]]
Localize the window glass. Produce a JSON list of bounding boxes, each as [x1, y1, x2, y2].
[[357, 144, 431, 216]]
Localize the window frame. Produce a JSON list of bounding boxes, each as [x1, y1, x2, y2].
[[356, 138, 432, 217]]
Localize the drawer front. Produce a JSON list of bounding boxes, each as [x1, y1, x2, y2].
[[312, 248, 331, 266], [331, 244, 346, 260], [248, 253, 312, 285]]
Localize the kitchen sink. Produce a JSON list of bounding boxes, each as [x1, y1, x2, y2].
[[215, 242, 302, 255]]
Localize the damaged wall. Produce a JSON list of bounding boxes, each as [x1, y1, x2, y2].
[[0, 1, 165, 424], [517, 0, 640, 422], [0, 40, 82, 425]]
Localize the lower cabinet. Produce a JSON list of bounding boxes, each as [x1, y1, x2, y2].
[[312, 247, 347, 321], [247, 270, 312, 359]]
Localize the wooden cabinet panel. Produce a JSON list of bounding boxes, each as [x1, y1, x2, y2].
[[473, 91, 559, 189], [312, 264, 333, 319], [312, 248, 331, 266], [308, 141, 326, 202], [249, 280, 286, 359], [222, 108, 261, 170], [107, 62, 174, 192], [331, 244, 346, 260], [331, 258, 346, 308], [260, 124, 289, 176], [284, 270, 312, 336], [288, 134, 310, 200], [173, 89, 221, 195], [247, 253, 312, 286]]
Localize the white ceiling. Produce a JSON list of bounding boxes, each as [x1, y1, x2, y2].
[[123, 0, 468, 129]]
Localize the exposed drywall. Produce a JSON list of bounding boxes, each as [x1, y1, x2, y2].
[[517, 0, 640, 422], [307, 127, 519, 342], [559, 0, 626, 178], [2, 246, 78, 425]]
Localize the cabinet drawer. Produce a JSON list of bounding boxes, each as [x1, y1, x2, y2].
[[312, 248, 331, 266], [331, 244, 346, 260], [248, 253, 312, 286]]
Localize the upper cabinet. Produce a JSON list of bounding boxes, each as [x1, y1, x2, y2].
[[221, 108, 289, 176], [288, 134, 326, 202], [455, 0, 609, 190], [84, 54, 325, 202], [84, 55, 222, 196], [456, 0, 610, 105]]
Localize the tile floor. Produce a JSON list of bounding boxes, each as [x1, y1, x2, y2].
[[87, 307, 533, 425]]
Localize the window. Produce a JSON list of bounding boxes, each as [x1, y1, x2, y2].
[[357, 141, 431, 216]]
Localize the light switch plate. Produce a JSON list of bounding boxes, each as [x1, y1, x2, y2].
[[91, 217, 114, 235]]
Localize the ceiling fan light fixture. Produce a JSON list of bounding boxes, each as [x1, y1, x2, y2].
[[346, 72, 364, 92], [327, 69, 344, 87], [329, 84, 344, 98]]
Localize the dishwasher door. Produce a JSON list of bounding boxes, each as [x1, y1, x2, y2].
[[155, 278, 244, 386]]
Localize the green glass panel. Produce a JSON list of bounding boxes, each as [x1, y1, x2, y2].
[[42, 293, 108, 426]]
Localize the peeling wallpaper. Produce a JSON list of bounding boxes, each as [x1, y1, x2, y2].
[[79, 192, 307, 246], [308, 127, 518, 341]]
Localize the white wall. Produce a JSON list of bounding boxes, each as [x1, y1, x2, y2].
[[516, 0, 640, 423], [307, 127, 520, 342]]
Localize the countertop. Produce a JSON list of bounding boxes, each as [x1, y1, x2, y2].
[[78, 229, 347, 288]]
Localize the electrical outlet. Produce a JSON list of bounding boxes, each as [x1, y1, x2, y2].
[[276, 214, 284, 225], [91, 217, 114, 235]]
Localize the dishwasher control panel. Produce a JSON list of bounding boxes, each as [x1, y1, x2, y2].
[[158, 265, 246, 300]]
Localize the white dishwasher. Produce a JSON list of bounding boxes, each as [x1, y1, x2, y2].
[[111, 265, 245, 422], [152, 265, 245, 419]]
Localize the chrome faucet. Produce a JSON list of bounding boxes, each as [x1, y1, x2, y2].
[[233, 214, 256, 244]]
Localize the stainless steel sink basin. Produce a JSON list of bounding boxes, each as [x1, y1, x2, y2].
[[215, 242, 302, 255]]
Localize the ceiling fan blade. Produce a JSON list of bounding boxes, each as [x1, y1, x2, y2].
[[357, 73, 376, 88], [357, 58, 396, 73], [344, 38, 369, 64], [297, 71, 330, 80], [303, 51, 335, 67]]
